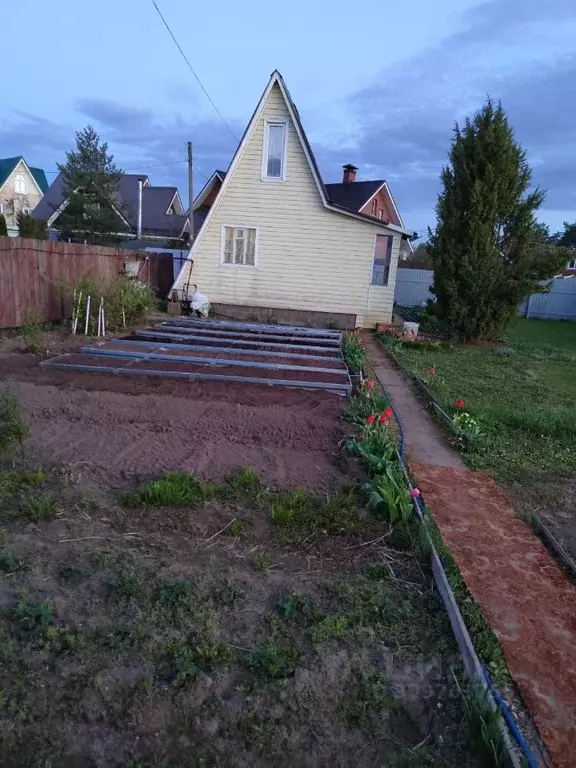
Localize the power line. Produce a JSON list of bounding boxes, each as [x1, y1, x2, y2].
[[150, 0, 238, 143], [44, 160, 210, 181]]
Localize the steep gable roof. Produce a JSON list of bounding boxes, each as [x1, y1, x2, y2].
[[183, 71, 412, 243], [0, 156, 48, 194]]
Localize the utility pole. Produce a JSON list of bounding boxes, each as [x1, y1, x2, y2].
[[187, 141, 193, 245]]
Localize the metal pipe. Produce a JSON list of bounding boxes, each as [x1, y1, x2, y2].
[[108, 339, 344, 363], [40, 359, 351, 395], [137, 178, 144, 241], [153, 324, 341, 346], [136, 330, 342, 354], [169, 317, 342, 338], [80, 347, 348, 376]]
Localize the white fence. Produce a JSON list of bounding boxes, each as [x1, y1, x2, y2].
[[394, 268, 576, 321]]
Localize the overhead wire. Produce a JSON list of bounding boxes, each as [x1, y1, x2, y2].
[[150, 0, 238, 144]]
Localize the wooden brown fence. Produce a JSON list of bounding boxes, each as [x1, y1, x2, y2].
[[0, 237, 172, 328]]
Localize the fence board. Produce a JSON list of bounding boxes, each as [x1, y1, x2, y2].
[[0, 237, 158, 328], [395, 268, 576, 321]]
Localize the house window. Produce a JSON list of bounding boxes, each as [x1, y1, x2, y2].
[[371, 200, 378, 216], [568, 258, 576, 270], [0, 203, 3, 214], [263, 122, 286, 179], [371, 234, 393, 285], [378, 209, 384, 219], [14, 174, 26, 194], [222, 226, 257, 266], [22, 208, 33, 215]]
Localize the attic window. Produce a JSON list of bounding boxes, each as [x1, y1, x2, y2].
[[371, 200, 378, 216], [14, 174, 26, 194], [263, 121, 287, 180]]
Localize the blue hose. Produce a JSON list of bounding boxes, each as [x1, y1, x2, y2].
[[369, 364, 540, 768], [483, 667, 539, 768]]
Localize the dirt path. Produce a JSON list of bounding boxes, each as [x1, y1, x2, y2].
[[364, 334, 576, 768]]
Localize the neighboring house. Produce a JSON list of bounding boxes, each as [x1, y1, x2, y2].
[[32, 173, 189, 247], [0, 156, 49, 236], [172, 70, 413, 328], [190, 169, 226, 238], [565, 255, 576, 274]]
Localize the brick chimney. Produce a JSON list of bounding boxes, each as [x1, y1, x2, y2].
[[342, 164, 358, 184]]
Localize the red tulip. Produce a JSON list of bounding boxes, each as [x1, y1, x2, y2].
[[378, 414, 389, 425], [410, 488, 421, 498], [365, 380, 375, 388], [384, 407, 393, 418], [366, 415, 375, 425], [456, 398, 464, 409]]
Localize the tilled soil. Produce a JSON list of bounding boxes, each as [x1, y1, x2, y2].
[[0, 343, 357, 492]]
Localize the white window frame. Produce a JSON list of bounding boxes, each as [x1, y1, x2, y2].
[[0, 203, 3, 214], [220, 225, 259, 268], [568, 258, 576, 270], [14, 173, 26, 194], [261, 120, 288, 182], [370, 233, 394, 286]]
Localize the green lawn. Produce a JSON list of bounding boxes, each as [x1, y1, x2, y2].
[[384, 319, 576, 483]]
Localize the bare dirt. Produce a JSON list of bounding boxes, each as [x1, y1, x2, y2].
[[0, 471, 482, 768], [0, 334, 356, 493]]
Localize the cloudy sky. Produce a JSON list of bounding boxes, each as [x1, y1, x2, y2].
[[1, 0, 575, 236]]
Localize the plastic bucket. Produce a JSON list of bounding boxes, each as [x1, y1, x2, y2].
[[403, 321, 420, 337]]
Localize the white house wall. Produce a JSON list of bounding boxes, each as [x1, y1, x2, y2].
[[176, 83, 400, 327]]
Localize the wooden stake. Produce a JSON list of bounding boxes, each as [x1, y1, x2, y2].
[[84, 295, 91, 336]]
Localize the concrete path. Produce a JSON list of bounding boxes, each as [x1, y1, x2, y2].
[[364, 333, 576, 768]]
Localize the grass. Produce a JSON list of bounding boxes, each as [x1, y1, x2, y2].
[[0, 455, 484, 767], [380, 318, 576, 483]]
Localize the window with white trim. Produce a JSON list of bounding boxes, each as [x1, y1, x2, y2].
[[0, 203, 3, 214], [371, 200, 378, 216], [263, 122, 286, 179], [222, 226, 257, 266], [14, 174, 26, 194], [371, 234, 393, 285], [568, 258, 576, 270]]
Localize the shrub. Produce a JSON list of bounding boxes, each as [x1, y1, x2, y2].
[[0, 214, 7, 236], [20, 314, 44, 354], [65, 276, 158, 332]]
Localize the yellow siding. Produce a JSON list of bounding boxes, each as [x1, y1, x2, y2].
[[176, 83, 400, 327]]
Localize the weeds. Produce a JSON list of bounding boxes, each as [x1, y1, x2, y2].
[[457, 678, 506, 766], [121, 472, 214, 507], [19, 468, 46, 486], [107, 571, 144, 605], [251, 553, 270, 571], [249, 645, 299, 680], [339, 668, 400, 726], [161, 637, 234, 685], [58, 562, 92, 584], [65, 276, 158, 332], [311, 616, 349, 643], [19, 491, 58, 522], [0, 388, 28, 457], [8, 600, 56, 642]]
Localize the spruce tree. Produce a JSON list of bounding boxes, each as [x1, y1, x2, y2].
[[56, 125, 127, 246], [429, 99, 566, 340]]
